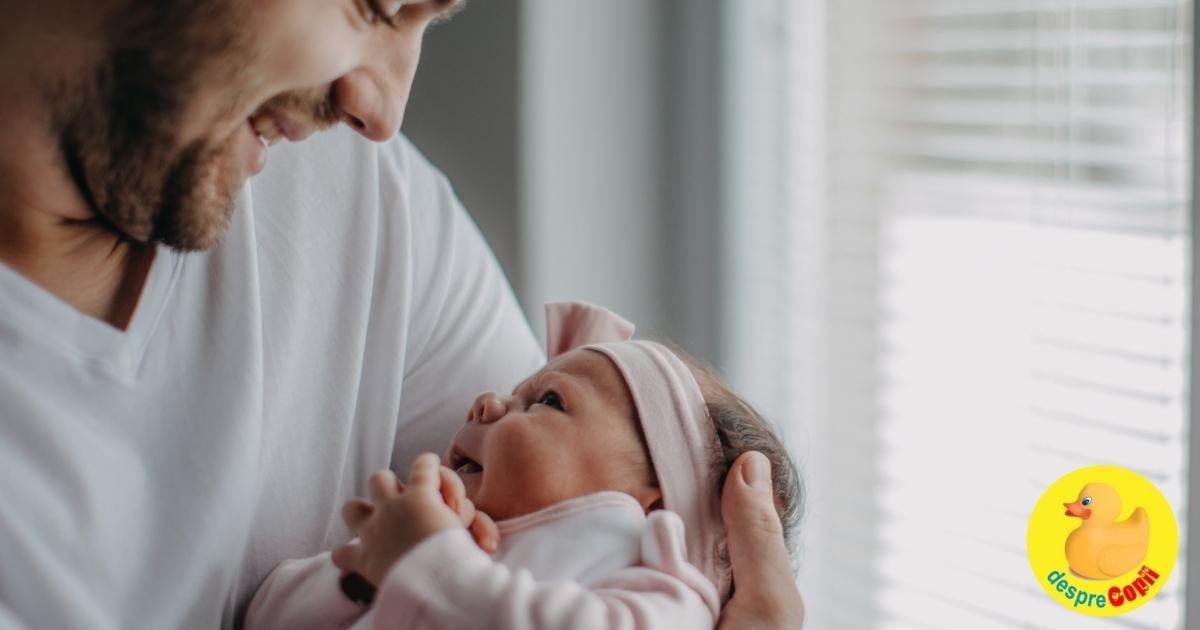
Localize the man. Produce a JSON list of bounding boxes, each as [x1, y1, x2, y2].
[[0, 1, 803, 628]]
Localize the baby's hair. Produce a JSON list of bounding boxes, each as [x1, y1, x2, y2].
[[662, 343, 804, 579]]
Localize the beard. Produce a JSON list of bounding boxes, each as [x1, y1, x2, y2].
[[47, 1, 252, 251], [49, 1, 336, 252], [59, 103, 250, 251]]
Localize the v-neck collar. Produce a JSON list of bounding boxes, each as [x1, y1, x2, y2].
[[0, 244, 182, 382]]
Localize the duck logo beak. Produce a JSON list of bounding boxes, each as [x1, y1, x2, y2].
[[1064, 502, 1091, 519]]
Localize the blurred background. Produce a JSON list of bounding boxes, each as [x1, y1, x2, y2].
[[403, 1, 1194, 628]]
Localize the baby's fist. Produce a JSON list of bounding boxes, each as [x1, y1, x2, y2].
[[333, 455, 463, 586]]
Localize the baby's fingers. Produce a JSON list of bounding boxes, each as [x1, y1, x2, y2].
[[438, 465, 474, 525], [342, 498, 374, 531], [331, 539, 362, 574], [407, 452, 442, 491], [469, 510, 500, 554], [369, 469, 401, 503]]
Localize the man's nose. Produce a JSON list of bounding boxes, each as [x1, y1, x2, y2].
[[332, 68, 406, 142], [468, 392, 511, 425]]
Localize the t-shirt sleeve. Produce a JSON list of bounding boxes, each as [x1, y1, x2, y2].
[[361, 524, 718, 630], [383, 138, 544, 470]]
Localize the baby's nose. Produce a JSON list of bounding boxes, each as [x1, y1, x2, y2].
[[468, 392, 510, 424]]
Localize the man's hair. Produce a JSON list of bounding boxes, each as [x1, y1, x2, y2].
[[667, 344, 805, 574]]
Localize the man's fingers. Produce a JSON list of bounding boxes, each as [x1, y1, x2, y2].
[[342, 498, 375, 531], [407, 452, 442, 490], [721, 452, 795, 602], [468, 510, 500, 554], [369, 469, 401, 502], [330, 540, 362, 573], [717, 452, 806, 628]]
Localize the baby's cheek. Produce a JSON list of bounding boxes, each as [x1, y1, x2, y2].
[[488, 424, 551, 480], [486, 424, 579, 509]]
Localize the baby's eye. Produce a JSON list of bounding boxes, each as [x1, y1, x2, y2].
[[537, 391, 565, 411]]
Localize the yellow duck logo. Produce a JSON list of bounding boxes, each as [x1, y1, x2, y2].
[[1063, 482, 1149, 580]]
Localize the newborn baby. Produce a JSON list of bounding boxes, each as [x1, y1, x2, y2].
[[245, 302, 801, 630]]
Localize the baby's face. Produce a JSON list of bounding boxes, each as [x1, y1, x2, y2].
[[446, 348, 660, 521]]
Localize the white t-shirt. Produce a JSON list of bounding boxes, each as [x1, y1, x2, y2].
[[0, 128, 544, 629]]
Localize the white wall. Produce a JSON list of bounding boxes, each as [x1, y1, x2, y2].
[[407, 0, 727, 361], [403, 0, 522, 284], [518, 0, 665, 340]]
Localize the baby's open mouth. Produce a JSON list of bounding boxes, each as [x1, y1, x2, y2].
[[449, 446, 483, 475]]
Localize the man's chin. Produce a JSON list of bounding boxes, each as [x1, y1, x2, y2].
[[147, 139, 247, 251], [149, 200, 238, 252]]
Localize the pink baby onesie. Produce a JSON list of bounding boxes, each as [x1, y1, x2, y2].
[[245, 491, 720, 629]]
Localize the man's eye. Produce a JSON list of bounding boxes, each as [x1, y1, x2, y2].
[[537, 391, 565, 411]]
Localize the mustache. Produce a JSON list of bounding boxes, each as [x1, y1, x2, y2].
[[254, 86, 341, 130]]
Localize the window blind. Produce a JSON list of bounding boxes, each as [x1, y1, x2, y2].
[[722, 1, 1192, 628]]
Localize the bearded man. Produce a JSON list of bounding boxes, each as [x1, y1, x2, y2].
[[0, 1, 804, 628]]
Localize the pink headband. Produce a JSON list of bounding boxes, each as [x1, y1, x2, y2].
[[544, 302, 728, 594]]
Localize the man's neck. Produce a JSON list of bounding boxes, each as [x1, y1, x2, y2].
[[0, 5, 155, 330], [0, 211, 156, 330]]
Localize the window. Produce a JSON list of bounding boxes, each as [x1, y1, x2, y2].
[[723, 1, 1192, 627]]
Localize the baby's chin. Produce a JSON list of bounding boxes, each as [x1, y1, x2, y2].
[[462, 481, 520, 522]]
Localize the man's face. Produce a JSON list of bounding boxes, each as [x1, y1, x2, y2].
[[56, 0, 461, 251]]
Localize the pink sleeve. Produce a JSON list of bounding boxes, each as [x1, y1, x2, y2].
[[365, 515, 718, 630], [243, 551, 367, 630]]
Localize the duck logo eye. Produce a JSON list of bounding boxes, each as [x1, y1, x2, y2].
[[1081, 497, 1092, 506]]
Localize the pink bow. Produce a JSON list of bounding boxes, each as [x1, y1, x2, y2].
[[544, 302, 635, 358]]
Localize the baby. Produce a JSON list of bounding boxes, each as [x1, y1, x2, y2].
[[245, 302, 801, 629]]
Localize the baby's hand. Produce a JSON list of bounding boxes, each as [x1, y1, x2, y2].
[[331, 454, 464, 586], [436, 463, 500, 554]]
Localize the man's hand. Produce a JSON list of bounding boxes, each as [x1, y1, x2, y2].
[[717, 452, 805, 629], [331, 454, 465, 586]]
